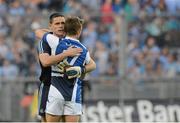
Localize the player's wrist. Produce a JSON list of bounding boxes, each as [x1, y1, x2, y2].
[[81, 66, 86, 74], [62, 51, 69, 58]]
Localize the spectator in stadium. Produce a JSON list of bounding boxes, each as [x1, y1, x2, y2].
[[81, 20, 97, 53], [0, 0, 7, 17], [94, 41, 108, 76], [101, 0, 114, 24], [9, 0, 25, 16], [124, 0, 140, 22], [166, 52, 179, 77], [112, 0, 123, 15], [2, 59, 19, 79]]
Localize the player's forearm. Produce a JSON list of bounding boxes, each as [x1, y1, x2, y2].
[[85, 58, 96, 73], [39, 53, 68, 67], [35, 28, 51, 40]]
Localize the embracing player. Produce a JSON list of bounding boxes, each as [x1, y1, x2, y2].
[[40, 16, 96, 122], [36, 13, 83, 122], [36, 13, 95, 122]]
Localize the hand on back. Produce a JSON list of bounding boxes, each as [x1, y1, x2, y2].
[[64, 46, 82, 57]]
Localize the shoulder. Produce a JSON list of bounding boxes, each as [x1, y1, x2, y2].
[[77, 41, 88, 51]]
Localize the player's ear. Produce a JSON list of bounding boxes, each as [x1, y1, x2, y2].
[[48, 23, 52, 30], [77, 28, 82, 38]]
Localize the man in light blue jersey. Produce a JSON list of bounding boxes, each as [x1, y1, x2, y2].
[[36, 16, 96, 122]]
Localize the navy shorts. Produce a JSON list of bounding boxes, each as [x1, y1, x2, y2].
[[38, 82, 50, 116]]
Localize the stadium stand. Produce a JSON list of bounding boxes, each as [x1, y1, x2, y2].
[[0, 0, 180, 122]]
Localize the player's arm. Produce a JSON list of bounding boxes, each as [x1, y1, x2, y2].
[[36, 29, 82, 67], [39, 48, 81, 67], [65, 52, 96, 79], [35, 28, 51, 40], [65, 58, 96, 79], [38, 40, 82, 67], [84, 57, 96, 73], [79, 57, 96, 79], [83, 51, 96, 73], [35, 28, 83, 52]]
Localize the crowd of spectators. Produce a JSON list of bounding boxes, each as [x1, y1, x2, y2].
[[0, 0, 180, 80]]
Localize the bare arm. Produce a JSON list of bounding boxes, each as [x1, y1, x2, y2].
[[36, 28, 82, 67], [78, 58, 96, 79], [39, 53, 66, 67], [39, 46, 82, 67], [85, 58, 96, 73], [35, 28, 51, 40]]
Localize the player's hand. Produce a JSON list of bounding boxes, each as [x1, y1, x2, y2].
[[79, 72, 86, 80], [65, 66, 86, 79], [57, 59, 71, 73], [65, 66, 81, 79], [64, 46, 82, 57]]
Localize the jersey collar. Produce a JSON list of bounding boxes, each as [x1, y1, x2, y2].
[[65, 36, 80, 42]]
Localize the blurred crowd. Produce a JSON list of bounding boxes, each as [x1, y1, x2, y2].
[[0, 0, 180, 80]]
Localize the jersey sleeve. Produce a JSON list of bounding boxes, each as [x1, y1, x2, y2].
[[42, 32, 59, 49], [38, 39, 51, 54], [85, 51, 91, 64]]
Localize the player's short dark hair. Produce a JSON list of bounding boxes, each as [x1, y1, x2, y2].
[[64, 17, 84, 35], [49, 12, 64, 24]]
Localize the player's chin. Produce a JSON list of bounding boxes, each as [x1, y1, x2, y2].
[[57, 32, 65, 37], [57, 30, 65, 36]]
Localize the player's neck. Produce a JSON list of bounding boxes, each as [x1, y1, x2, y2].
[[66, 35, 79, 40], [65, 35, 80, 42], [53, 33, 64, 38]]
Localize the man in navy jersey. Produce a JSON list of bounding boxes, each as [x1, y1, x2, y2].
[[36, 16, 96, 122], [36, 13, 83, 122]]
